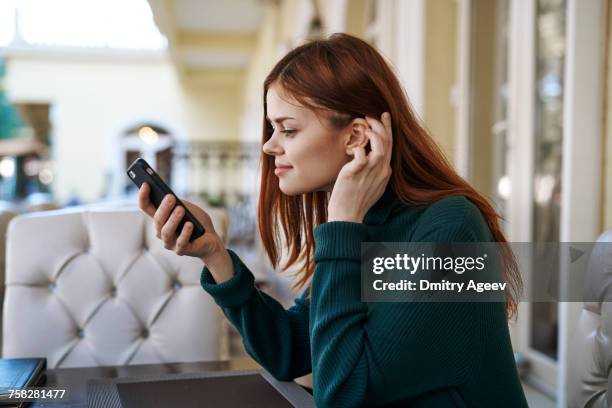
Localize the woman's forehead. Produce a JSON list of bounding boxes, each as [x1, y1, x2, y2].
[[266, 86, 311, 119]]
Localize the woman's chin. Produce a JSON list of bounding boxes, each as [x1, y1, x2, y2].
[[278, 178, 310, 196], [278, 184, 302, 196], [278, 180, 333, 195]]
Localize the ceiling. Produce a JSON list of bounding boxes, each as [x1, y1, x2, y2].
[[147, 0, 266, 85], [174, 0, 264, 33]]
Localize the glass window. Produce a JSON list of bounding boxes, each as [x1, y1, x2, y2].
[[491, 0, 511, 227], [530, 0, 566, 360]]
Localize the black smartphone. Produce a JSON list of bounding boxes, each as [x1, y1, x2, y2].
[[127, 158, 205, 242]]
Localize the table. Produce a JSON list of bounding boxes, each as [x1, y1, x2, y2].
[[28, 360, 313, 407]]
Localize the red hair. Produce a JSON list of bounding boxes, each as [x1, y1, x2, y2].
[[257, 33, 522, 319]]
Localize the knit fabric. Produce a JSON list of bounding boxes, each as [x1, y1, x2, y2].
[[201, 185, 528, 407]]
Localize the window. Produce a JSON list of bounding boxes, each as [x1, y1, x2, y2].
[[122, 124, 174, 195], [530, 0, 565, 361]]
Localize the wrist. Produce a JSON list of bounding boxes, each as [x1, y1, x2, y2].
[[201, 240, 234, 284], [327, 218, 362, 223], [327, 211, 363, 223], [201, 237, 228, 265]]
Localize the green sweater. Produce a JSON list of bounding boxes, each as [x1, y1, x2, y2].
[[200, 185, 528, 407]]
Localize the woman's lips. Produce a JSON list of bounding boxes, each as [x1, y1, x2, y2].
[[274, 166, 292, 176]]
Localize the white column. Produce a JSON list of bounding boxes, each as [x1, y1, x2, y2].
[[559, 1, 605, 407], [506, 0, 535, 244], [322, 0, 347, 35], [393, 0, 425, 118], [506, 0, 543, 394], [454, 0, 472, 178]]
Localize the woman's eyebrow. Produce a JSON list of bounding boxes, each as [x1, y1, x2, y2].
[[266, 116, 295, 123]]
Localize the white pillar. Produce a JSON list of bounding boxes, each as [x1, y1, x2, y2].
[[560, 1, 605, 407], [454, 0, 472, 178], [393, 0, 425, 118]]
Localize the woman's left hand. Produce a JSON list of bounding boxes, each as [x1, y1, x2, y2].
[[327, 112, 393, 223]]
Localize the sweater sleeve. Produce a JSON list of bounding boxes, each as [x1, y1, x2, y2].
[[200, 249, 311, 381], [310, 197, 491, 407]]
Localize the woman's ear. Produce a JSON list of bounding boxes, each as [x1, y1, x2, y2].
[[344, 118, 370, 155]]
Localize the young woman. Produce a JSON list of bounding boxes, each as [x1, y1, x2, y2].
[[138, 33, 528, 407]]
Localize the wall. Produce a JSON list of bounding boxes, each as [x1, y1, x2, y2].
[[605, 0, 612, 230], [5, 51, 241, 203], [423, 0, 459, 164], [465, 0, 496, 199]]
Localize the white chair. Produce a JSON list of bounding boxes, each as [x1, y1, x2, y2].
[[2, 204, 229, 368], [0, 210, 19, 299], [568, 229, 612, 407]]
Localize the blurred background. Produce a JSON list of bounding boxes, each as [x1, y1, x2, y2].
[[0, 0, 610, 407]]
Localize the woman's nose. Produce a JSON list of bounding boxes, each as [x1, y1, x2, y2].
[[262, 136, 283, 156]]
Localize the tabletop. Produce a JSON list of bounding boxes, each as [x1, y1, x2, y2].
[[28, 360, 234, 407]]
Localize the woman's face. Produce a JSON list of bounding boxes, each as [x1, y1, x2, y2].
[[262, 83, 353, 196]]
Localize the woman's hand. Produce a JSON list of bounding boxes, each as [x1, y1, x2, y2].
[[137, 182, 235, 283], [327, 112, 393, 223], [137, 182, 223, 261]]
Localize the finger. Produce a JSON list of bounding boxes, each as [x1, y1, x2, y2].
[[138, 183, 156, 218], [365, 116, 390, 162], [349, 146, 368, 173], [366, 113, 392, 145], [368, 113, 392, 164], [365, 128, 385, 165], [176, 222, 193, 256], [181, 199, 212, 231], [381, 112, 392, 133], [365, 116, 386, 137], [381, 112, 393, 159], [154, 194, 176, 234], [160, 205, 184, 246]]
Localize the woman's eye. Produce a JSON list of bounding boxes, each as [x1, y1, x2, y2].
[[281, 129, 296, 136]]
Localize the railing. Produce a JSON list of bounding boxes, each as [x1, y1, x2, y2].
[[172, 140, 262, 248], [171, 140, 261, 207]]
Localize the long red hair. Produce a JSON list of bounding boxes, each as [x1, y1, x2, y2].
[[257, 33, 522, 319]]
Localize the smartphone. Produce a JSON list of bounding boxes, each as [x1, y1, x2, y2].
[[127, 158, 205, 242]]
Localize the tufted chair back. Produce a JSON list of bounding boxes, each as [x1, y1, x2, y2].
[[0, 210, 18, 299], [568, 229, 612, 407], [1, 205, 229, 368]]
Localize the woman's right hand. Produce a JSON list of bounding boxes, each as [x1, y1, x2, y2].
[[137, 182, 235, 284], [137, 182, 223, 261]]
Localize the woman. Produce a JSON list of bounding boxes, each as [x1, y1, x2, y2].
[[137, 33, 528, 407]]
